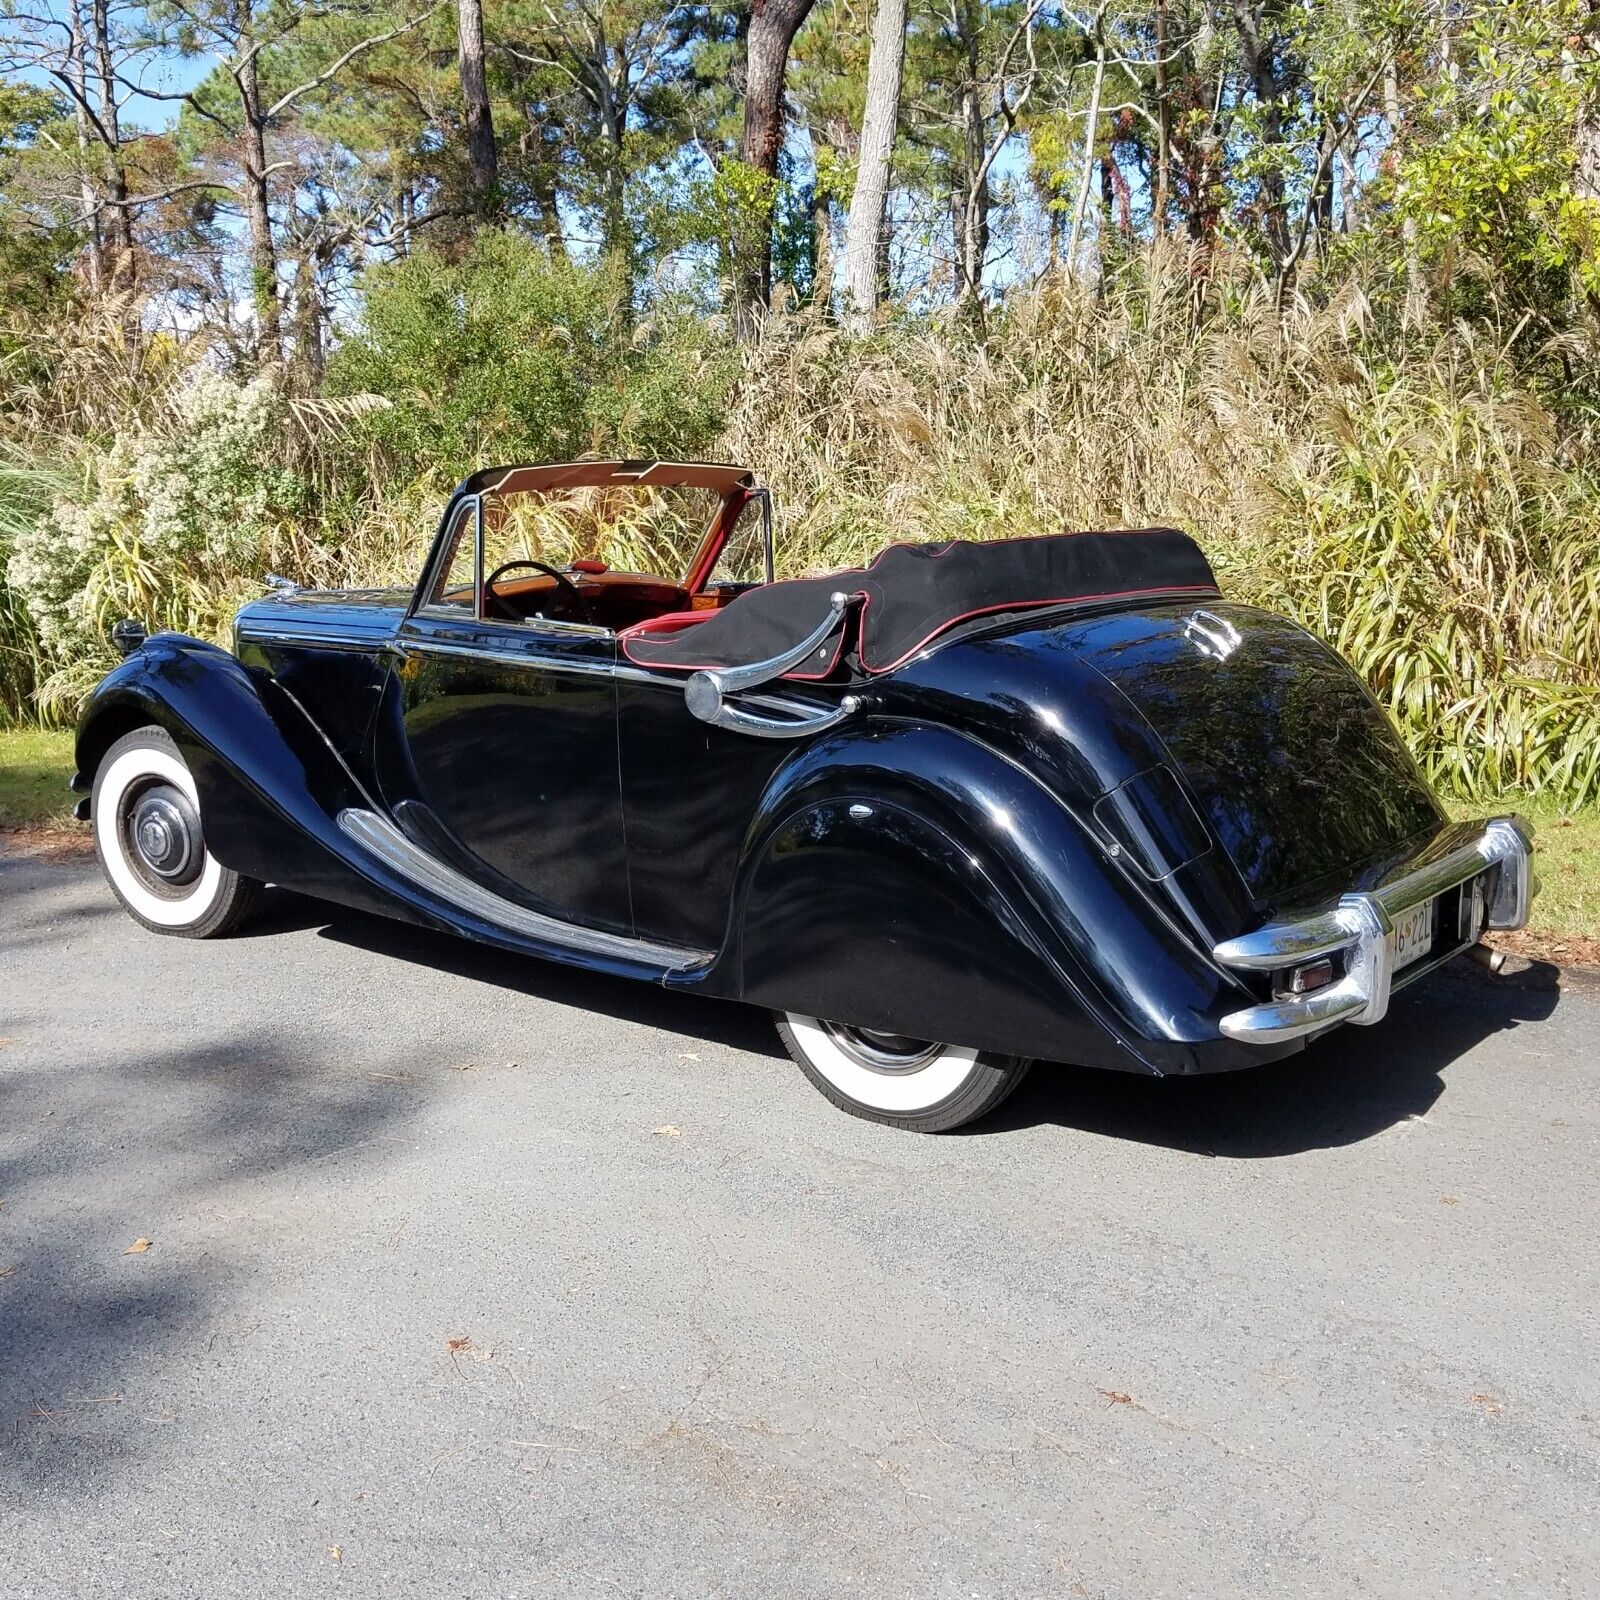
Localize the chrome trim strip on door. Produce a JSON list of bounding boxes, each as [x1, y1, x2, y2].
[[336, 807, 714, 973], [395, 637, 618, 676]]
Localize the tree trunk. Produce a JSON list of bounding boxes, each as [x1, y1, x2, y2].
[[841, 0, 909, 330], [1229, 0, 1289, 267], [1153, 0, 1170, 231], [958, 20, 990, 303], [89, 0, 133, 284], [810, 132, 834, 304], [1066, 15, 1107, 276], [67, 0, 102, 292], [456, 0, 499, 219], [235, 9, 282, 365], [734, 0, 818, 338], [1383, 54, 1425, 327]]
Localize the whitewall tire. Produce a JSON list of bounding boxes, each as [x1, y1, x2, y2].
[[776, 1013, 1031, 1133], [91, 725, 260, 938]]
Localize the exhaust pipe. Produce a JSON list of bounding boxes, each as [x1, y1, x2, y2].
[[1467, 941, 1506, 975]]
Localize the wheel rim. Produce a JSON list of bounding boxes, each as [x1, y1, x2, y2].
[[818, 1022, 944, 1075], [94, 742, 224, 928], [121, 781, 204, 895], [785, 1013, 983, 1114]]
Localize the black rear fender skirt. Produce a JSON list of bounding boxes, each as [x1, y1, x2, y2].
[[697, 723, 1296, 1074]]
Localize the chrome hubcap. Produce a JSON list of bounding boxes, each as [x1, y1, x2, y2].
[[819, 1022, 943, 1075], [123, 782, 203, 891]]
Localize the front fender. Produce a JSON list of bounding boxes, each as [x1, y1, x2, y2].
[[704, 721, 1293, 1074], [75, 634, 430, 924]]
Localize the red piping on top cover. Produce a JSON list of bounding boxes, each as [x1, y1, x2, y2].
[[620, 528, 1218, 677], [854, 583, 1220, 673]]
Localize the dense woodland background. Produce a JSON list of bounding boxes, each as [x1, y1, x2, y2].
[[1, 0, 1598, 801]]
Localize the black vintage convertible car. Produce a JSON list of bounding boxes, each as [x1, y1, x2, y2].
[[74, 459, 1534, 1130]]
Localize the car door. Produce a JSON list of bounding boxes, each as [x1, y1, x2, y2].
[[379, 497, 632, 935]]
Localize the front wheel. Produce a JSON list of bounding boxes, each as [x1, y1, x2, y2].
[[91, 725, 261, 938], [776, 1013, 1031, 1133]]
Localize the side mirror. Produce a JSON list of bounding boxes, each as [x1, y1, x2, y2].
[[111, 619, 148, 657]]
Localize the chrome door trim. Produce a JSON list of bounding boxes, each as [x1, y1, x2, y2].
[[395, 635, 618, 677]]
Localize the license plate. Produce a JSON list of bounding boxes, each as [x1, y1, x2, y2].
[[1392, 898, 1437, 971]]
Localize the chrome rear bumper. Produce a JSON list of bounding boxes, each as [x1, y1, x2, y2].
[[1212, 817, 1534, 1044]]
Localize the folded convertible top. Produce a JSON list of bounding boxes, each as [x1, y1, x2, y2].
[[621, 528, 1220, 679]]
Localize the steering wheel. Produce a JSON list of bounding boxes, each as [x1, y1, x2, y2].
[[482, 558, 593, 625]]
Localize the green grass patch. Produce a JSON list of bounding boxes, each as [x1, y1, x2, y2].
[[0, 726, 76, 828], [1448, 796, 1600, 944]]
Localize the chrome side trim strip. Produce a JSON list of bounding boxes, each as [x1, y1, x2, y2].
[[1213, 817, 1533, 1043], [236, 628, 385, 653], [396, 637, 618, 677], [336, 807, 713, 973]]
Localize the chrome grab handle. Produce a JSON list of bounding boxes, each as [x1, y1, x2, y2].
[[684, 590, 863, 739]]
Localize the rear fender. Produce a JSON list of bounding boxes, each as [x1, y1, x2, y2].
[[712, 723, 1279, 1073]]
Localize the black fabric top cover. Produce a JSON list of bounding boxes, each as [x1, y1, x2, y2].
[[622, 528, 1219, 680]]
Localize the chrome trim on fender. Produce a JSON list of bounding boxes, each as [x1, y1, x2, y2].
[[236, 627, 388, 653], [1213, 817, 1534, 1043], [336, 807, 713, 973]]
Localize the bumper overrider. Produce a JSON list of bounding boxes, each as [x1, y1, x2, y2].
[[1211, 818, 1535, 1044]]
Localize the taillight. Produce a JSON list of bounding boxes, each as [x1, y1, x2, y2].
[[1273, 958, 1335, 999]]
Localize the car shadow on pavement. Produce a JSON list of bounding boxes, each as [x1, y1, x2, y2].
[[977, 967, 1562, 1154], [295, 889, 1566, 1156], [298, 891, 790, 1061]]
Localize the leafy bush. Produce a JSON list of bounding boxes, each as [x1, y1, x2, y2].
[[327, 231, 736, 483], [5, 369, 306, 711]]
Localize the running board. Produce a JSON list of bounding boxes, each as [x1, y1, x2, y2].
[[336, 807, 713, 975]]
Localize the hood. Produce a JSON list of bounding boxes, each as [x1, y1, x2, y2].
[[233, 586, 412, 649]]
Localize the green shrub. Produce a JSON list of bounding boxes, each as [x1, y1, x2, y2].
[[326, 231, 736, 483]]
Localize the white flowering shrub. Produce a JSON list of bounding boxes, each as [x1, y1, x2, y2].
[[6, 369, 304, 657]]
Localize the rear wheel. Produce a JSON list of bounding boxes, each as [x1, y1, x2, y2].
[[91, 725, 261, 938], [776, 1012, 1031, 1133]]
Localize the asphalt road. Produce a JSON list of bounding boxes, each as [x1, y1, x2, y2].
[[1, 849, 1596, 1599]]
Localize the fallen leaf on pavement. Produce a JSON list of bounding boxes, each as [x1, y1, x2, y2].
[[1470, 1392, 1504, 1414], [652, 1125, 682, 1138], [0, 1265, 14, 1278], [445, 1336, 472, 1354], [1099, 1390, 1133, 1406], [123, 1238, 152, 1255], [329, 1545, 342, 1562], [1441, 1195, 1459, 1205]]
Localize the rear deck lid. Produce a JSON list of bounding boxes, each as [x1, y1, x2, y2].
[[1057, 602, 1444, 905]]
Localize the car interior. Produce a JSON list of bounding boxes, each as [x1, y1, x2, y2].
[[427, 468, 770, 637]]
